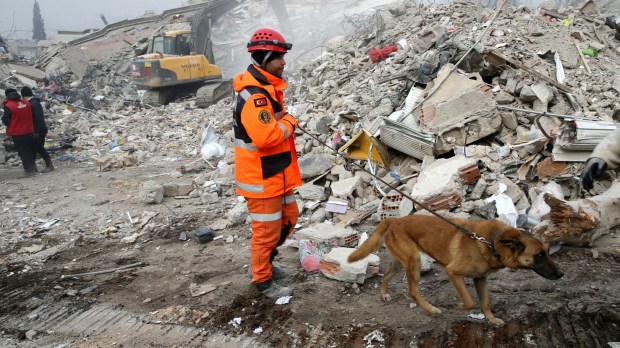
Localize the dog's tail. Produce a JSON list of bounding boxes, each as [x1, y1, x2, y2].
[[348, 219, 390, 263]]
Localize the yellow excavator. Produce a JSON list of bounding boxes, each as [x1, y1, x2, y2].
[[130, 0, 292, 107], [131, 28, 230, 107], [130, 1, 240, 107]]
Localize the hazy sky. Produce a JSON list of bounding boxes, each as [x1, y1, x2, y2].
[[0, 0, 184, 40]]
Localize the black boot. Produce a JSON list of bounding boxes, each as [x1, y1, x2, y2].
[[42, 158, 55, 172]]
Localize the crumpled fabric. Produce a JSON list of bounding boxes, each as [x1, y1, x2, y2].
[[369, 45, 398, 63], [299, 239, 338, 272]]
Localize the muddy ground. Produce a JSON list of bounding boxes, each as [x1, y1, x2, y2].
[[1, 157, 620, 348]]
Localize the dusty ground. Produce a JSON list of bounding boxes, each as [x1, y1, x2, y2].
[[1, 156, 620, 348]]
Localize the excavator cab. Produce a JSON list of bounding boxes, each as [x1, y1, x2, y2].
[[152, 31, 193, 56]]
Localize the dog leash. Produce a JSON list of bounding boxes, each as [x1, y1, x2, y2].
[[296, 125, 502, 259]]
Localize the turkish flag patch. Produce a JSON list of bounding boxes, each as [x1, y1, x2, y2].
[[254, 97, 268, 107]]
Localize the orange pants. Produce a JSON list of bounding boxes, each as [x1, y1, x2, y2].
[[247, 190, 298, 284]]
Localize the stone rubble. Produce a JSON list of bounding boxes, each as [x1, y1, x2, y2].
[[1, 0, 620, 279]]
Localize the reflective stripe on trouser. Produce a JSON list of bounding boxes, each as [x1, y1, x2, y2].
[[247, 190, 298, 284]]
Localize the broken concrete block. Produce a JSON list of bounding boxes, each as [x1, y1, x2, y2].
[[411, 155, 474, 202], [330, 176, 363, 199], [469, 177, 488, 200], [519, 85, 538, 102], [140, 181, 164, 204], [531, 82, 554, 104], [382, 64, 501, 158], [298, 153, 333, 179], [177, 183, 194, 196], [532, 99, 548, 113], [320, 247, 380, 284], [422, 65, 500, 152], [25, 330, 38, 340], [412, 24, 446, 53], [529, 21, 543, 36], [419, 252, 434, 274], [163, 183, 178, 197], [226, 203, 248, 226], [298, 183, 327, 200], [331, 164, 353, 179], [495, 91, 515, 104], [354, 170, 373, 184], [295, 223, 358, 247], [500, 112, 518, 130], [309, 209, 327, 223], [201, 192, 219, 205], [559, 51, 579, 69], [505, 77, 518, 95]]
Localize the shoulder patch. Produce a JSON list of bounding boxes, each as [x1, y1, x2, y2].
[[254, 97, 268, 107], [258, 110, 272, 124]]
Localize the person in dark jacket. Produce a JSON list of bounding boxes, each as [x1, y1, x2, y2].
[[21, 86, 54, 172], [2, 88, 36, 178]]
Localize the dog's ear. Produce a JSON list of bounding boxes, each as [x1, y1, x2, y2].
[[499, 238, 525, 253]]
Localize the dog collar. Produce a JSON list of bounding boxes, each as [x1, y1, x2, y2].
[[487, 229, 505, 260]]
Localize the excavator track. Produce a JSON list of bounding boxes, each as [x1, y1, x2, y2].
[[195, 79, 233, 108], [142, 90, 169, 107]]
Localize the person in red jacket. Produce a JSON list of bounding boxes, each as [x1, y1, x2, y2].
[[2, 88, 36, 178], [233, 28, 301, 299]]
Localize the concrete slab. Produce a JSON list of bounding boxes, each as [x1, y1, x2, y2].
[[330, 176, 362, 199], [411, 155, 474, 202], [320, 247, 380, 284]]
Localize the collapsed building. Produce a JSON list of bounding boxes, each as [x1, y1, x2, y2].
[[1, 0, 620, 270], [1, 1, 620, 346]]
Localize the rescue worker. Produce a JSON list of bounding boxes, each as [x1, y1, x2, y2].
[[233, 28, 301, 299], [581, 127, 620, 190], [2, 88, 36, 178], [21, 86, 54, 172]]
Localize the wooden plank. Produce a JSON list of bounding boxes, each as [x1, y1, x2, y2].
[[489, 51, 572, 93], [573, 40, 591, 74]]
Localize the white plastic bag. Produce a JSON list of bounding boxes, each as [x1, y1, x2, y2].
[[200, 123, 225, 160]]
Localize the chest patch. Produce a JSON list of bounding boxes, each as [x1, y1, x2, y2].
[[254, 97, 268, 107], [258, 110, 272, 124]]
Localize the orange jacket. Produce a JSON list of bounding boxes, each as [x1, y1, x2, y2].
[[232, 64, 302, 198]]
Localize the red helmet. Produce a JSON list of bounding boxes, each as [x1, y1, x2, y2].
[[247, 28, 292, 53]]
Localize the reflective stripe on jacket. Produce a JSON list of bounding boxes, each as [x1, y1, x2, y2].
[[3, 98, 33, 136], [232, 64, 302, 198]]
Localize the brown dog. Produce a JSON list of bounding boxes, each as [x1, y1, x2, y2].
[[348, 215, 563, 325]]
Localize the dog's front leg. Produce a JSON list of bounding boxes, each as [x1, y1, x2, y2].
[[446, 273, 476, 310], [473, 277, 504, 326]]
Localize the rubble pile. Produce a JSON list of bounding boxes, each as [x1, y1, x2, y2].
[[1, 0, 620, 265], [282, 0, 620, 247]]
